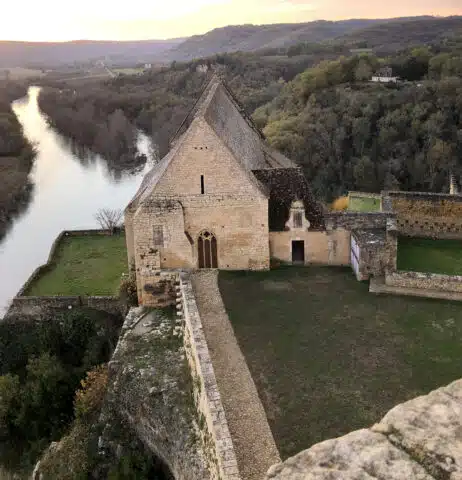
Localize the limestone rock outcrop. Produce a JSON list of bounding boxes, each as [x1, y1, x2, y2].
[[266, 379, 462, 479], [100, 306, 211, 479]]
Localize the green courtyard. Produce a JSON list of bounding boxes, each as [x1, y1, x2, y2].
[[25, 234, 127, 296], [347, 194, 381, 212], [219, 266, 462, 459], [398, 237, 462, 275]]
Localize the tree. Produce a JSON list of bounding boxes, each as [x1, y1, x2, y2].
[[94, 208, 123, 231], [0, 374, 20, 437], [354, 59, 373, 82]]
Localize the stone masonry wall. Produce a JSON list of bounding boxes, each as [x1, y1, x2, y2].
[[386, 270, 462, 293], [182, 194, 269, 270], [153, 117, 266, 198], [324, 212, 391, 231], [133, 194, 269, 279], [178, 272, 241, 479], [125, 206, 136, 271], [352, 231, 398, 281], [385, 191, 462, 239], [138, 271, 177, 308], [133, 116, 269, 274], [269, 229, 350, 266]]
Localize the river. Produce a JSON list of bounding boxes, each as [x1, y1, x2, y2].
[[0, 86, 154, 316]]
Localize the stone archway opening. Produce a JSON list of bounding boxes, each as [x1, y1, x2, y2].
[[198, 231, 218, 268]]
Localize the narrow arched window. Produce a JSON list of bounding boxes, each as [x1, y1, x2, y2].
[[198, 231, 217, 268]]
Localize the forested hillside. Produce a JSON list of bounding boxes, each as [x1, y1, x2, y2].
[[336, 16, 462, 52], [37, 51, 326, 156], [255, 52, 462, 199], [154, 16, 459, 62], [0, 82, 35, 239], [161, 19, 385, 61]]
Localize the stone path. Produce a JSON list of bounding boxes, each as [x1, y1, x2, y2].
[[370, 276, 462, 301], [192, 270, 280, 480]]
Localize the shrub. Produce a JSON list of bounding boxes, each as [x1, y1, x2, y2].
[[331, 196, 349, 211], [74, 365, 109, 422], [119, 275, 138, 307]]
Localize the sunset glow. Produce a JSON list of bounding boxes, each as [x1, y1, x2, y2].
[[2, 0, 461, 41]]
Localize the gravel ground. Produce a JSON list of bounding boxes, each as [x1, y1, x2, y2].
[[192, 270, 280, 480]]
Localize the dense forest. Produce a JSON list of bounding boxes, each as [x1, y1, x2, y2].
[[38, 91, 146, 171], [0, 81, 36, 240], [256, 48, 462, 199], [0, 309, 121, 474]]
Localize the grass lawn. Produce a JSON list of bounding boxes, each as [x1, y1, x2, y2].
[[219, 266, 462, 459], [348, 195, 381, 212], [398, 237, 462, 275], [25, 234, 127, 296]]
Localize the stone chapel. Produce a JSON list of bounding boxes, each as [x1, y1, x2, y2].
[[125, 75, 344, 304]]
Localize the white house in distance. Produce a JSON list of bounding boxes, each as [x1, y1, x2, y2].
[[371, 66, 399, 83]]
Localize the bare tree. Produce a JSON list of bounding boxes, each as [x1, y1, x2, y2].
[[94, 208, 123, 232]]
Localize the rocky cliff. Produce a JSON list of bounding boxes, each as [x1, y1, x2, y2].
[[99, 306, 211, 479], [266, 379, 462, 479]]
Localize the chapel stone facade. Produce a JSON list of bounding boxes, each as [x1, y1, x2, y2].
[[125, 75, 331, 305]]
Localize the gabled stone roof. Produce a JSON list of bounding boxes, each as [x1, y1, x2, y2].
[[128, 74, 299, 210]]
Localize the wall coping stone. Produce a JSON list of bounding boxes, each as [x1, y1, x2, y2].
[[348, 191, 382, 200], [384, 190, 462, 202], [385, 270, 462, 294], [387, 270, 462, 283]]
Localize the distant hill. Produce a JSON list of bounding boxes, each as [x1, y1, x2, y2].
[[0, 39, 184, 68], [336, 16, 462, 52], [159, 16, 439, 61], [160, 19, 383, 61], [0, 16, 460, 68]]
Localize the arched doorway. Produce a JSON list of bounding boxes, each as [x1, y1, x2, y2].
[[198, 231, 218, 268]]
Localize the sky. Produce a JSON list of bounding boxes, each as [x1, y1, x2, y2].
[[2, 0, 461, 41]]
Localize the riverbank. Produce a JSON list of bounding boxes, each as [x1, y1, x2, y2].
[[0, 154, 34, 241], [0, 82, 36, 241], [0, 86, 151, 315]]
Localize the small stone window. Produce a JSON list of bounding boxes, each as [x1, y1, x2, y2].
[[201, 175, 205, 194], [153, 225, 164, 247], [293, 211, 303, 228]]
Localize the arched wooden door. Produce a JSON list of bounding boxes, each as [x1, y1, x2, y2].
[[198, 231, 218, 268]]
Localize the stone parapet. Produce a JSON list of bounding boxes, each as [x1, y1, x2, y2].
[[8, 295, 126, 318], [385, 270, 462, 293], [179, 272, 241, 480]]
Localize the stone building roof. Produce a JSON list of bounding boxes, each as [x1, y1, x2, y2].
[[128, 75, 315, 220], [352, 229, 386, 248]]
